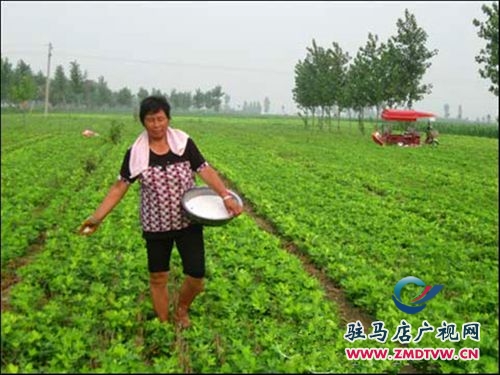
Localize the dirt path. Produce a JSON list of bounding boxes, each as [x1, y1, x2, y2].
[[242, 197, 375, 329]]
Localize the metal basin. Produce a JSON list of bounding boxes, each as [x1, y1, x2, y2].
[[181, 186, 243, 226]]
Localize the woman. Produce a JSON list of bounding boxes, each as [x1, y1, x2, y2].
[[79, 95, 243, 327]]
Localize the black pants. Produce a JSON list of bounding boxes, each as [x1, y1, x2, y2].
[[144, 225, 205, 278]]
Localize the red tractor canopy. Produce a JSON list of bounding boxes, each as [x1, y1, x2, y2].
[[381, 109, 436, 122]]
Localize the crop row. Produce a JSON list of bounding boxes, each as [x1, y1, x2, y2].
[[1, 131, 114, 266]]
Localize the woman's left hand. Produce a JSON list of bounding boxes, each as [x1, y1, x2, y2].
[[224, 196, 243, 216]]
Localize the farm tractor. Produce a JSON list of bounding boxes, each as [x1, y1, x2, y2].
[[372, 109, 439, 147]]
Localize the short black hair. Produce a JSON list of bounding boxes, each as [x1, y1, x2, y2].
[[139, 95, 171, 125]]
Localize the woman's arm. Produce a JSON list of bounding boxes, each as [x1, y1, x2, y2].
[[92, 179, 130, 221], [79, 179, 130, 235]]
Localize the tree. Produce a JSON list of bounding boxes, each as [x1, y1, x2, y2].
[[69, 60, 86, 106], [10, 60, 37, 110], [223, 94, 231, 112], [169, 89, 192, 111], [307, 40, 331, 129], [326, 42, 350, 130], [137, 87, 149, 102], [293, 56, 316, 128], [115, 87, 133, 107], [193, 89, 204, 110], [263, 97, 270, 113], [83, 79, 96, 108], [389, 9, 438, 108], [150, 88, 163, 96], [293, 39, 326, 128], [348, 33, 385, 130], [293, 39, 350, 130], [1, 57, 14, 103], [473, 2, 499, 96], [51, 65, 68, 107], [444, 103, 450, 118], [301, 39, 348, 129], [96, 76, 112, 107], [256, 101, 262, 114], [169, 88, 180, 108], [7, 59, 36, 122], [33, 70, 46, 102], [379, 40, 405, 108], [242, 101, 262, 114], [207, 85, 224, 111]]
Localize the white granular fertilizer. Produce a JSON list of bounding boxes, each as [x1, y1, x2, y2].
[[185, 196, 230, 220]]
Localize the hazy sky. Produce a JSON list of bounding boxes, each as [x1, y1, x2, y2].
[[2, 1, 498, 119]]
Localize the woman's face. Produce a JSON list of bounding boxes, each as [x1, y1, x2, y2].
[[144, 109, 169, 140]]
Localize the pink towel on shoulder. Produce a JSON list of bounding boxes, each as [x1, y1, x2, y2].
[[129, 127, 189, 178]]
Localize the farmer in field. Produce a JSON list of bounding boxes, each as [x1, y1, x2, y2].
[[78, 95, 242, 327], [425, 120, 439, 145]]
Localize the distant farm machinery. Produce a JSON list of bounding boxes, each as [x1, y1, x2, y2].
[[372, 109, 439, 147]]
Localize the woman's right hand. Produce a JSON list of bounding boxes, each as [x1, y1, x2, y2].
[[78, 216, 101, 236]]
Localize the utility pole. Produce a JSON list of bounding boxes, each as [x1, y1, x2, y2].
[[44, 42, 53, 117]]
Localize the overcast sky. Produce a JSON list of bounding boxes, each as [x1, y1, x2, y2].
[[1, 1, 498, 119]]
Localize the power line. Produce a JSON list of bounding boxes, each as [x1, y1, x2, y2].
[[1, 49, 45, 55], [53, 49, 291, 75], [2, 48, 293, 75], [1, 43, 47, 48]]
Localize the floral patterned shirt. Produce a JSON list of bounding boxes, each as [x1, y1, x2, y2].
[[119, 138, 208, 235]]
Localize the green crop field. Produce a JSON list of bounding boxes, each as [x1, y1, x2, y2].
[[1, 113, 498, 374]]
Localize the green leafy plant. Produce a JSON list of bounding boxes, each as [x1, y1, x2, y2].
[[109, 120, 123, 145]]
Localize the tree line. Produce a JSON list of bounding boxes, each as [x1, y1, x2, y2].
[[0, 58, 231, 112], [1, 58, 274, 115], [293, 5, 499, 130]]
